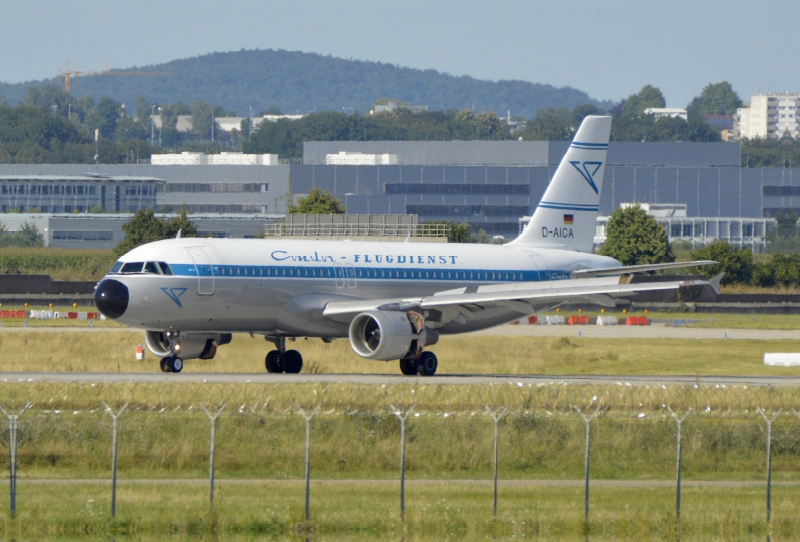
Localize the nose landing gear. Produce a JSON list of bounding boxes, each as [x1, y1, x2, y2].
[[265, 336, 303, 374]]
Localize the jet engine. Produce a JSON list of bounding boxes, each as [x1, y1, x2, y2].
[[145, 331, 232, 360], [348, 311, 438, 361]]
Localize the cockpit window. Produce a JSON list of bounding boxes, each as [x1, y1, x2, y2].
[[144, 262, 161, 274], [120, 262, 144, 274], [110, 262, 123, 273], [158, 262, 173, 275]]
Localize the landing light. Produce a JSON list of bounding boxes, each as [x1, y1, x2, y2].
[[173, 343, 181, 353]]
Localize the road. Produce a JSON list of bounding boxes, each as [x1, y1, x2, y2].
[[2, 372, 800, 386]]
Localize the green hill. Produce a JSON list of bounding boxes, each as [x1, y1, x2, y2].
[[0, 49, 611, 118]]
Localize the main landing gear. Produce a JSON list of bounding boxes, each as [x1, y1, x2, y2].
[[160, 356, 184, 373], [399, 351, 438, 376], [265, 337, 304, 374]]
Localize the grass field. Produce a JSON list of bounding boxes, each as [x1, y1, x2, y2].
[[0, 481, 797, 540], [0, 329, 799, 376]]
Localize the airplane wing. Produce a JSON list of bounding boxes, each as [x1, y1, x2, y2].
[[322, 273, 723, 325], [570, 260, 717, 278]]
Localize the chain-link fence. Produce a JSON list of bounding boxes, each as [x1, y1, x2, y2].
[[0, 380, 799, 536]]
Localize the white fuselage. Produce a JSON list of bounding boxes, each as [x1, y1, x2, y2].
[[100, 237, 620, 337]]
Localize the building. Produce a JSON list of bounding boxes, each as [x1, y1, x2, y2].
[[325, 152, 398, 166], [0, 213, 283, 249], [152, 152, 279, 166], [643, 108, 688, 121], [373, 101, 428, 114], [0, 174, 162, 214], [736, 92, 800, 139]]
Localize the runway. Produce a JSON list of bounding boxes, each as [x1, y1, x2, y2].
[[1, 372, 799, 386]]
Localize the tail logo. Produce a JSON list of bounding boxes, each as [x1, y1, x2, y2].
[[569, 161, 603, 194]]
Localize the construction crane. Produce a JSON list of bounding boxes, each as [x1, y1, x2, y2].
[[58, 62, 172, 93]]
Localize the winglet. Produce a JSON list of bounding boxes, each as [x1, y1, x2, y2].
[[709, 272, 724, 295], [176, 229, 182, 239]]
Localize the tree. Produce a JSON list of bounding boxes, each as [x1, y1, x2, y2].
[[775, 209, 798, 238], [690, 241, 753, 285], [287, 187, 346, 214], [165, 207, 199, 238], [687, 82, 742, 116], [621, 85, 666, 117], [0, 222, 43, 247], [114, 207, 197, 256], [600, 205, 675, 265]]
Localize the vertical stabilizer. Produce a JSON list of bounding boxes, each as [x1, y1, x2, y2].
[[510, 115, 612, 252]]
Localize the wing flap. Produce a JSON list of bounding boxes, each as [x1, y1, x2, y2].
[[570, 260, 717, 278]]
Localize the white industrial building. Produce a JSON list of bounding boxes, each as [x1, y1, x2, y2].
[[325, 152, 398, 166], [643, 108, 688, 121], [151, 152, 279, 166], [736, 92, 800, 139]]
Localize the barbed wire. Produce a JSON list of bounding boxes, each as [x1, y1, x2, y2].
[[0, 380, 798, 418]]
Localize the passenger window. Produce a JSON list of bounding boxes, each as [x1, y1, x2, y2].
[[446, 271, 452, 279], [227, 267, 233, 275], [121, 262, 144, 274], [158, 262, 173, 275], [503, 272, 509, 280], [380, 270, 385, 278], [468, 271, 473, 279], [144, 262, 160, 274], [219, 267, 225, 276], [250, 267, 255, 275], [243, 267, 248, 276], [280, 268, 286, 276], [236, 267, 241, 276]]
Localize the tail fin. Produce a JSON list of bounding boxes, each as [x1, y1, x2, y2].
[[510, 115, 612, 252]]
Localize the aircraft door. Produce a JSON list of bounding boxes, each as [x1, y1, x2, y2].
[[528, 253, 550, 282], [345, 264, 357, 289], [186, 248, 215, 295], [333, 264, 346, 289]]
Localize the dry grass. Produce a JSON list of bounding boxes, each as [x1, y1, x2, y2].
[[0, 481, 797, 540], [1, 330, 799, 377]]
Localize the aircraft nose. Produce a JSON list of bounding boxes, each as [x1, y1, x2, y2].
[[94, 279, 129, 319]]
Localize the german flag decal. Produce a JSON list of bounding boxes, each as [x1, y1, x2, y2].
[[563, 214, 574, 225]]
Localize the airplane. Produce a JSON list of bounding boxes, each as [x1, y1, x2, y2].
[[93, 116, 718, 375]]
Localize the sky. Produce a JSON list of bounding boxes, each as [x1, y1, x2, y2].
[[2, 0, 797, 108]]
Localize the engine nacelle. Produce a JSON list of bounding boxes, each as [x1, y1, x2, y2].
[[348, 311, 438, 361], [145, 331, 232, 360]]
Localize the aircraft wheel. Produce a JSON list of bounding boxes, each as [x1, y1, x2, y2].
[[283, 350, 303, 374], [265, 350, 283, 373], [160, 357, 172, 373], [169, 357, 184, 373], [416, 351, 438, 377], [399, 358, 418, 376]]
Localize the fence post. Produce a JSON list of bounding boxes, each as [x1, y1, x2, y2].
[[102, 402, 129, 519], [666, 406, 691, 523], [758, 408, 782, 527], [576, 406, 601, 525], [200, 404, 225, 512], [297, 405, 320, 522], [484, 406, 508, 519], [0, 403, 31, 520], [390, 404, 414, 522]]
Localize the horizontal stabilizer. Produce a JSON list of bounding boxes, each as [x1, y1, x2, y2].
[[570, 260, 717, 278]]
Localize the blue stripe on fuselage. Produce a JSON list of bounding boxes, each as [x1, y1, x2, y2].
[[166, 263, 571, 282]]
